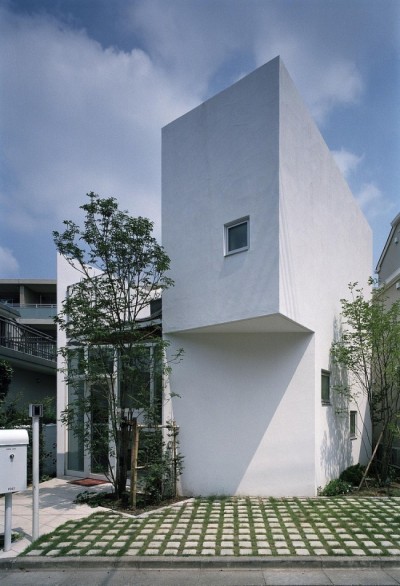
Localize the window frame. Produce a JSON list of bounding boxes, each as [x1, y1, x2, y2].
[[224, 216, 250, 256], [350, 410, 357, 439], [321, 370, 331, 405]]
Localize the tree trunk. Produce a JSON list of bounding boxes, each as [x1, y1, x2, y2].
[[379, 426, 394, 483], [116, 423, 129, 498], [358, 430, 383, 490], [130, 418, 139, 508], [115, 361, 130, 499]]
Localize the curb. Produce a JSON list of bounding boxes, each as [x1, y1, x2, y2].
[[1, 555, 400, 571]]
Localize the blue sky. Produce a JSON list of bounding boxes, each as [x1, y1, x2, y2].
[[0, 0, 399, 278]]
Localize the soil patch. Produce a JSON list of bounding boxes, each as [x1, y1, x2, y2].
[[74, 489, 187, 515], [346, 480, 400, 497]]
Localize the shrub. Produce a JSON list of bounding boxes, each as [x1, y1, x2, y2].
[[318, 478, 353, 496], [138, 421, 184, 504], [339, 463, 366, 486], [0, 360, 13, 401]]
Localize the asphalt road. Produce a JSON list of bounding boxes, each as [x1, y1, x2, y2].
[[1, 567, 400, 585]]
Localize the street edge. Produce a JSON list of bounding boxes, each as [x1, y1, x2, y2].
[[1, 555, 400, 571]]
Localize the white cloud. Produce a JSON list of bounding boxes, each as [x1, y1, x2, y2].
[[309, 61, 363, 123], [254, 31, 363, 124], [332, 148, 363, 179], [0, 246, 19, 277], [128, 1, 365, 126], [0, 0, 396, 277], [330, 152, 394, 224], [354, 183, 393, 220], [0, 2, 368, 247], [126, 0, 252, 96], [0, 7, 199, 242], [356, 183, 382, 208]]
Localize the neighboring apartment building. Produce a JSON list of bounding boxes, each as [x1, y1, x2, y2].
[[375, 212, 400, 466], [375, 213, 400, 305], [162, 57, 372, 497], [0, 279, 57, 407], [0, 279, 57, 335]]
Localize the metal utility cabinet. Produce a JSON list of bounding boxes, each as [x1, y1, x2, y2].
[[0, 429, 29, 494]]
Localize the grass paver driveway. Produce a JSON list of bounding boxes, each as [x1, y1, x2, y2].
[[23, 496, 400, 557]]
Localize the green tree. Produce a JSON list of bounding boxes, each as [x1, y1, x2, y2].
[[0, 360, 13, 402], [331, 281, 400, 481], [54, 192, 181, 498]]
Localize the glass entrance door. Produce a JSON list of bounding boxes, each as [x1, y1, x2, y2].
[[66, 380, 85, 475], [90, 384, 109, 474]]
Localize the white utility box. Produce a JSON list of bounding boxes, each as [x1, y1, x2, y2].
[[0, 429, 29, 494]]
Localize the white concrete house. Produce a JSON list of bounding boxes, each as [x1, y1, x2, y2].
[[162, 56, 372, 496]]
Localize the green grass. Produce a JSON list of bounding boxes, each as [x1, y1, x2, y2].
[[0, 532, 22, 547], [21, 496, 400, 558]]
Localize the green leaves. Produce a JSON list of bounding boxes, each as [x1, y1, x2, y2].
[[54, 192, 181, 499], [54, 192, 172, 346], [0, 359, 13, 401], [331, 281, 400, 479]]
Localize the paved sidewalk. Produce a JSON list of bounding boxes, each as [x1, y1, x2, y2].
[[0, 476, 112, 558], [1, 565, 400, 586], [2, 564, 400, 586]]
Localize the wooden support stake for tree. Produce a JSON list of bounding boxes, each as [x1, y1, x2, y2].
[[358, 430, 383, 490], [130, 417, 139, 508], [119, 421, 129, 497], [172, 422, 177, 498]]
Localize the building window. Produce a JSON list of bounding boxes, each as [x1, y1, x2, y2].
[[350, 410, 357, 438], [321, 370, 330, 405], [225, 217, 249, 255]]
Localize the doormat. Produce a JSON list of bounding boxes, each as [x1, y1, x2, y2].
[[69, 478, 108, 487]]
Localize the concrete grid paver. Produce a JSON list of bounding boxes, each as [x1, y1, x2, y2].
[[19, 495, 400, 558]]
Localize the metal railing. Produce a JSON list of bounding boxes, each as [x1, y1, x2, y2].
[[0, 302, 57, 320], [0, 316, 56, 362]]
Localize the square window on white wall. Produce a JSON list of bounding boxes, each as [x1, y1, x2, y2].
[[224, 216, 249, 255]]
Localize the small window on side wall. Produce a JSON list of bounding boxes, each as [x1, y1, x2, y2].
[[225, 217, 249, 256], [350, 410, 357, 438], [321, 370, 331, 405]]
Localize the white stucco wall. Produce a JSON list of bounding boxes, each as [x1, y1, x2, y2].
[[56, 254, 101, 475], [56, 254, 81, 476], [278, 59, 372, 331], [162, 57, 372, 496], [277, 60, 373, 488], [162, 57, 281, 334], [166, 332, 316, 497]]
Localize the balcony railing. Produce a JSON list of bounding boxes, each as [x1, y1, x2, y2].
[[0, 316, 56, 362], [0, 302, 57, 320]]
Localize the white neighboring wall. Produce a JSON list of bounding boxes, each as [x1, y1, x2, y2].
[[56, 253, 82, 476], [56, 252, 155, 476], [56, 254, 106, 476], [162, 57, 372, 496]]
